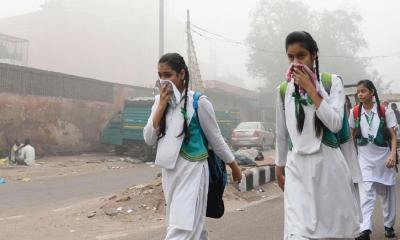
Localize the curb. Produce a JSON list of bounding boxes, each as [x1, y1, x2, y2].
[[237, 166, 275, 192]]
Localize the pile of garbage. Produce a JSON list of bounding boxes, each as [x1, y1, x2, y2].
[[0, 155, 9, 166], [88, 176, 258, 221], [234, 148, 264, 165], [1, 154, 9, 184], [118, 157, 144, 164], [87, 178, 165, 221], [0, 178, 6, 184]]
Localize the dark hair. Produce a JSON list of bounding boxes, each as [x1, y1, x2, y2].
[[355, 79, 390, 140], [391, 103, 398, 111], [157, 53, 190, 141], [24, 138, 31, 145], [285, 31, 323, 136]]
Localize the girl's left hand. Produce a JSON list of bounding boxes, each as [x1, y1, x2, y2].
[[386, 153, 396, 168], [292, 67, 315, 93]]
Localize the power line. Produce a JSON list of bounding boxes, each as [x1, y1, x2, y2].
[[191, 23, 283, 55], [190, 23, 400, 60]]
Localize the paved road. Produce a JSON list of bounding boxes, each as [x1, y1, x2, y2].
[[131, 180, 400, 240], [2, 149, 399, 240], [0, 165, 160, 217]]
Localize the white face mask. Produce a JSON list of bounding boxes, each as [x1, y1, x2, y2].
[[154, 79, 182, 108]]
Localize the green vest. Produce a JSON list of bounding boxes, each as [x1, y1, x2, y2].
[[180, 106, 209, 162], [357, 130, 388, 147], [354, 106, 389, 147], [279, 72, 351, 149]]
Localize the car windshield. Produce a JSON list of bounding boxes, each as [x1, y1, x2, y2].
[[236, 122, 259, 130]]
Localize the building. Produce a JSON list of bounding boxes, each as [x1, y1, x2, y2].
[[0, 33, 29, 66], [203, 80, 260, 122]]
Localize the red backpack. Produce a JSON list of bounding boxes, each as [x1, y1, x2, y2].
[[353, 104, 386, 123]]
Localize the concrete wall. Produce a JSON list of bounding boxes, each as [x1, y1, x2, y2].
[[0, 93, 114, 155], [0, 63, 153, 156]]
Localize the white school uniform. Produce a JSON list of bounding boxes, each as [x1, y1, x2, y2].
[[275, 74, 360, 239], [349, 103, 397, 231], [19, 144, 35, 166], [144, 91, 234, 240]]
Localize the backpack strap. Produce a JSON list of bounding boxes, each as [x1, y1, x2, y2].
[[353, 104, 359, 121], [193, 91, 207, 144], [193, 91, 202, 113], [321, 72, 332, 94], [379, 104, 386, 117], [279, 81, 288, 104]]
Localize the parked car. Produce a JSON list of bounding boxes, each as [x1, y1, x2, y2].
[[231, 122, 275, 150], [264, 122, 276, 140]]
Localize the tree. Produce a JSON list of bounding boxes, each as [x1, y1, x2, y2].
[[246, 0, 384, 90]]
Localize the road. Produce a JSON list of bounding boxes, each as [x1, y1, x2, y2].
[[131, 180, 400, 240], [2, 150, 399, 240], [0, 165, 160, 217]]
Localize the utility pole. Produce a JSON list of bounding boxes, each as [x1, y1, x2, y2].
[[159, 0, 165, 58], [186, 9, 204, 92], [187, 10, 192, 89]]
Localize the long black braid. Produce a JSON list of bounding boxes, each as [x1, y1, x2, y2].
[[157, 53, 191, 141], [179, 65, 190, 141], [285, 31, 323, 136], [313, 55, 324, 137], [355, 80, 390, 140]]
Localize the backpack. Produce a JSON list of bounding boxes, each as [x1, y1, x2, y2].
[[193, 91, 228, 219], [352, 104, 385, 122]]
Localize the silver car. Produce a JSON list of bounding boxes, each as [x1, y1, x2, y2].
[[231, 122, 275, 150]]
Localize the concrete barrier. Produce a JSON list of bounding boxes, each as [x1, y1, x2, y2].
[[237, 166, 275, 192]]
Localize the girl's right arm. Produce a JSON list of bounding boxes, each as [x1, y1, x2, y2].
[[143, 95, 161, 146], [275, 86, 288, 191]]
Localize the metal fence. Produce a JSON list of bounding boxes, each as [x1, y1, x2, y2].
[[0, 63, 114, 103], [0, 33, 29, 66]]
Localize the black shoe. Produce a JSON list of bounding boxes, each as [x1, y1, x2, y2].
[[385, 227, 396, 238], [356, 230, 371, 240]]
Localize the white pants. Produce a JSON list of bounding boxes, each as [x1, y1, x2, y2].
[[359, 181, 396, 231], [165, 228, 208, 240], [163, 158, 209, 240], [286, 235, 352, 240]]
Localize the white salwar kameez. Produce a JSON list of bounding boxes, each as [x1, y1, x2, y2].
[[349, 104, 397, 232], [276, 75, 360, 240], [144, 91, 234, 240]]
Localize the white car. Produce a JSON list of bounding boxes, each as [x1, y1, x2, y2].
[[231, 122, 275, 150]]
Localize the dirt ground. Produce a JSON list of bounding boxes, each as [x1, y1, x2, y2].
[[85, 175, 281, 223], [0, 152, 280, 240], [7, 181, 279, 240], [0, 153, 150, 183]]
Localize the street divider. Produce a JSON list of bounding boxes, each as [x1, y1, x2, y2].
[[229, 166, 275, 192]]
